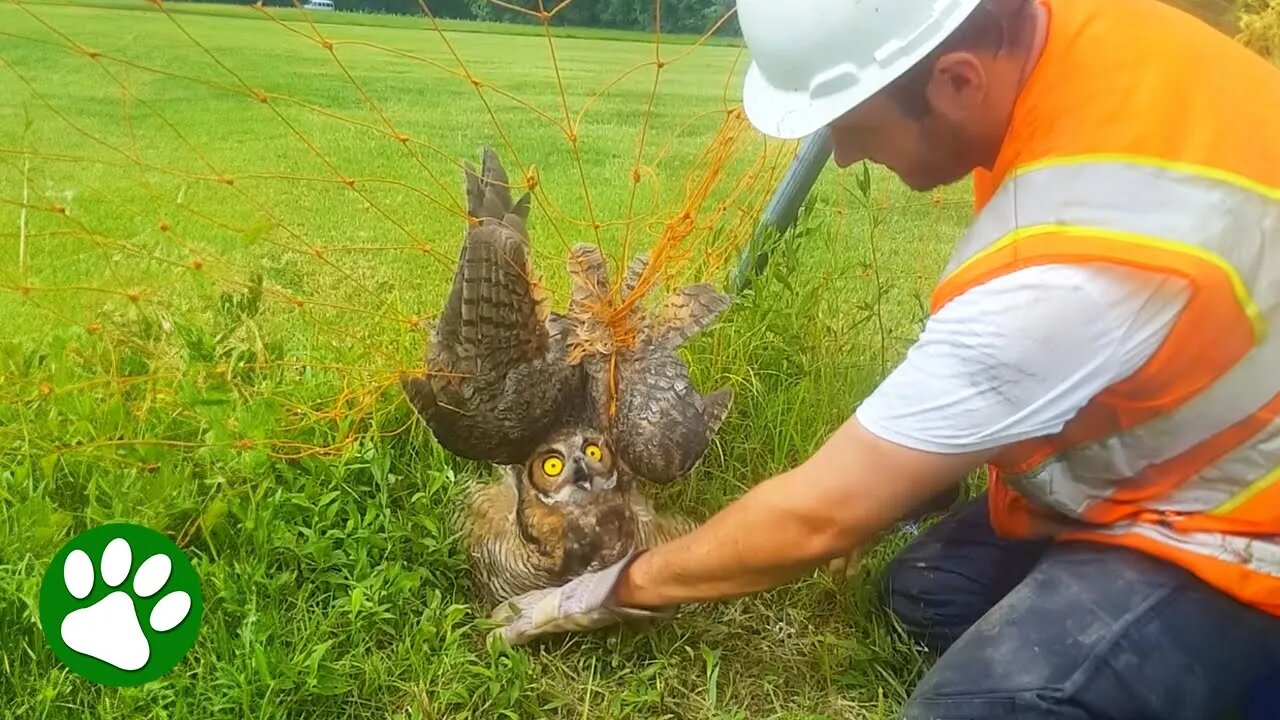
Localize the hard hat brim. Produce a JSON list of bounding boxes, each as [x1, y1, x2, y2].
[[742, 61, 856, 141]]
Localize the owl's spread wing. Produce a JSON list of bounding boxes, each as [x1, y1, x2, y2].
[[401, 148, 580, 464], [611, 351, 733, 483], [606, 279, 733, 483]]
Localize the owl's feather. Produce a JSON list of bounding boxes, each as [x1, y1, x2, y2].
[[611, 350, 733, 484], [648, 283, 731, 350], [567, 243, 610, 315], [401, 148, 583, 465], [621, 253, 651, 300], [626, 484, 698, 548]]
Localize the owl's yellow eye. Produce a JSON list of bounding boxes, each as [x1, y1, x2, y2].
[[584, 443, 603, 462], [541, 456, 564, 477]]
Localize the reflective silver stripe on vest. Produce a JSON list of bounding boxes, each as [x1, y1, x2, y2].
[[1157, 417, 1280, 514], [1006, 348, 1280, 517], [948, 159, 1280, 518], [946, 159, 1280, 308], [1088, 521, 1280, 579]]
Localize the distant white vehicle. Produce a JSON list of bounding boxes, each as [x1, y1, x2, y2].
[[302, 0, 334, 10]]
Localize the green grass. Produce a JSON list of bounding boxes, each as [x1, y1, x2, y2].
[[0, 2, 974, 718], [23, 0, 745, 46]]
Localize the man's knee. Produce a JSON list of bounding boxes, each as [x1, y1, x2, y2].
[[881, 542, 991, 655], [898, 542, 1280, 720], [894, 593, 1093, 720], [880, 497, 1039, 653]]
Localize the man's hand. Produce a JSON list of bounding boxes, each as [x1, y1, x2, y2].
[[487, 552, 675, 646]]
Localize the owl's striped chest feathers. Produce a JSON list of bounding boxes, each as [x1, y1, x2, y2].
[[517, 486, 636, 578], [464, 463, 639, 604]]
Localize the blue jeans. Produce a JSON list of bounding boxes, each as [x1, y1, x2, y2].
[[882, 495, 1280, 720]]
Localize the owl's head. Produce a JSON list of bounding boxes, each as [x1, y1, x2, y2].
[[524, 427, 618, 504]]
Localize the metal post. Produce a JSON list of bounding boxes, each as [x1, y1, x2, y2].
[[728, 126, 832, 294]]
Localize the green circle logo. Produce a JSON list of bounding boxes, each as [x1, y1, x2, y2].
[[38, 523, 203, 686]]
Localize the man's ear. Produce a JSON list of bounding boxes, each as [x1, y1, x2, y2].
[[925, 52, 989, 120]]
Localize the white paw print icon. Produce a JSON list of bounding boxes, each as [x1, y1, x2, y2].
[[60, 537, 193, 671]]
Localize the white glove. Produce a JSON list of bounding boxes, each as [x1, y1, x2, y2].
[[487, 552, 675, 646]]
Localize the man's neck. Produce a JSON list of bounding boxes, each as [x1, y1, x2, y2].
[[1017, 1, 1050, 90], [977, 1, 1050, 171]]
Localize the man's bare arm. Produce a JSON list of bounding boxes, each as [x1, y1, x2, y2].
[[611, 416, 995, 609]]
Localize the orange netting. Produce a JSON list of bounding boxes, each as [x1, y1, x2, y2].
[[0, 0, 964, 489]]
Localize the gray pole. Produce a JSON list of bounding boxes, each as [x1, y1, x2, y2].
[[728, 126, 832, 294]]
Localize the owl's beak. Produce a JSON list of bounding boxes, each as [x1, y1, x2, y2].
[[570, 456, 592, 490]]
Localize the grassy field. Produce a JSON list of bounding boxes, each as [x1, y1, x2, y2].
[[0, 2, 973, 718], [20, 0, 746, 45]]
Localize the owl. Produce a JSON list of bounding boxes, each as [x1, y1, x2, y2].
[[400, 146, 731, 602], [464, 426, 696, 604]]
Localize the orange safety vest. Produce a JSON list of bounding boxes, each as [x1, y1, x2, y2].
[[933, 0, 1280, 616]]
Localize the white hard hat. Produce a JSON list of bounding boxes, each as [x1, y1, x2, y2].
[[738, 0, 984, 140]]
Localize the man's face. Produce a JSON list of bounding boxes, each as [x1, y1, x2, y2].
[[828, 92, 978, 192]]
